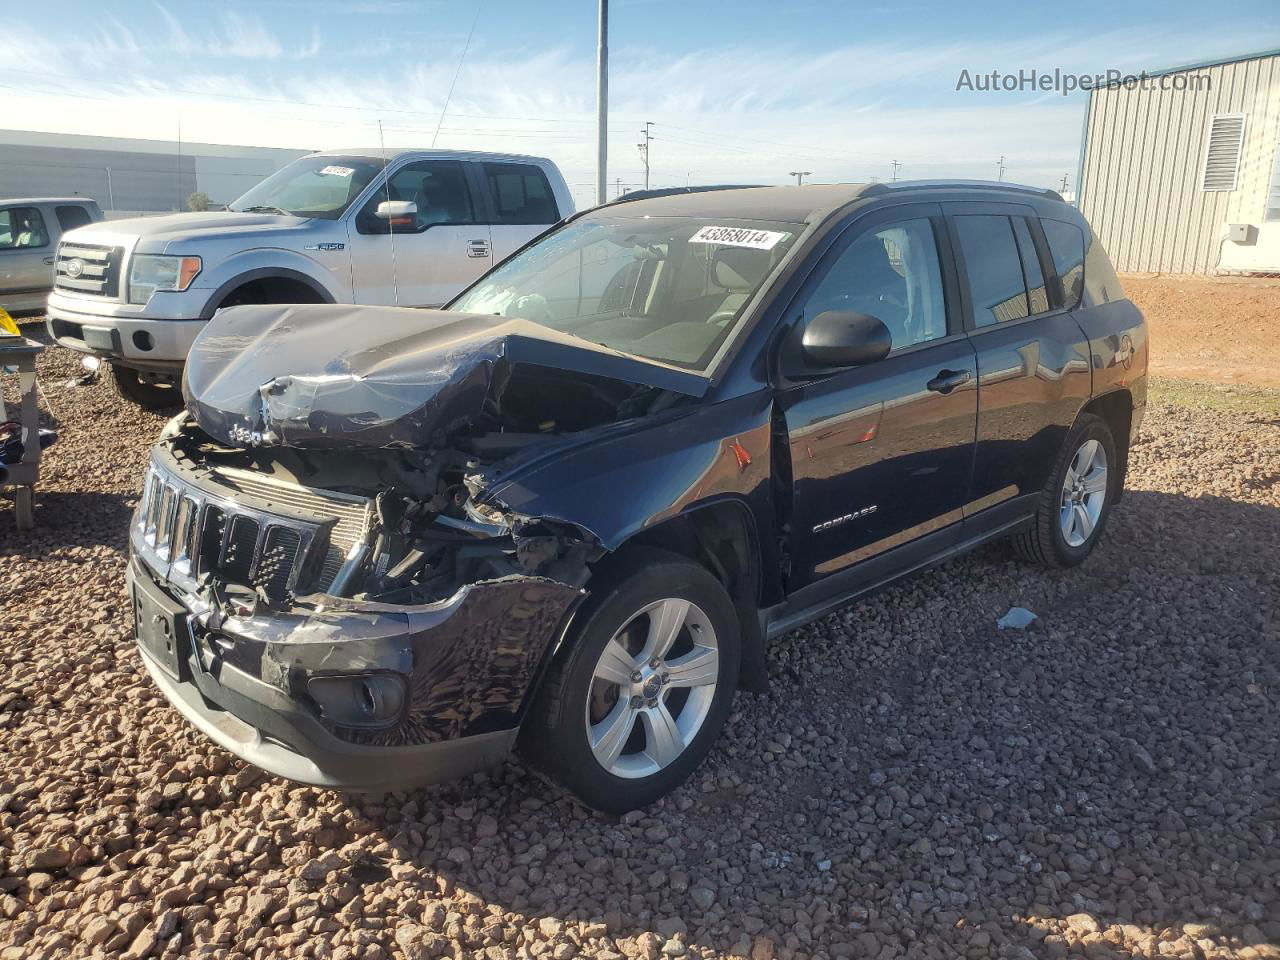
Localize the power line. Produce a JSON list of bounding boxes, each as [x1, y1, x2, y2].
[[431, 7, 481, 147]]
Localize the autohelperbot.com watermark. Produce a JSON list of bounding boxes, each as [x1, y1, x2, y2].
[[955, 68, 1211, 96]]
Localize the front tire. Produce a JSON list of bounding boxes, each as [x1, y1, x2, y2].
[[522, 549, 740, 813], [110, 364, 180, 410], [1012, 413, 1117, 568]]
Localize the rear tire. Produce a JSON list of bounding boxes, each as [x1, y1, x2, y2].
[[1012, 413, 1117, 568], [522, 549, 740, 813], [111, 364, 180, 410]]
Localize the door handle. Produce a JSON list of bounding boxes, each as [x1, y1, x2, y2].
[[927, 369, 972, 394], [43, 257, 55, 265], [466, 239, 490, 259]]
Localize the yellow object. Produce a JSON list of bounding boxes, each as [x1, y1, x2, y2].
[[0, 308, 18, 336]]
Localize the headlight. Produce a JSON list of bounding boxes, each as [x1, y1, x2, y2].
[[129, 255, 202, 304]]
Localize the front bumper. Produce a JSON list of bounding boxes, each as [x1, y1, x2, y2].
[[47, 293, 208, 371], [126, 554, 580, 791]]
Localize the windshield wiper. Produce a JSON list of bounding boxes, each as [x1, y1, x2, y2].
[[237, 205, 290, 215]]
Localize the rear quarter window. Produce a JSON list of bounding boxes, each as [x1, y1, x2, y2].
[[482, 163, 558, 225], [1040, 218, 1086, 309], [1083, 228, 1124, 306]]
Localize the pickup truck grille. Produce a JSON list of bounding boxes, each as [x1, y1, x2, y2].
[[135, 460, 371, 604], [54, 242, 124, 298]]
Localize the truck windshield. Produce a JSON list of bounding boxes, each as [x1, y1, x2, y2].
[[228, 155, 385, 220], [450, 215, 800, 370]]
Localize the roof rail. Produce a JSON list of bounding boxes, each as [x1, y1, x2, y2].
[[866, 179, 1063, 201], [595, 184, 766, 208]]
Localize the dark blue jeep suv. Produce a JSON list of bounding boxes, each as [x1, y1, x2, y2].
[[128, 181, 1146, 812]]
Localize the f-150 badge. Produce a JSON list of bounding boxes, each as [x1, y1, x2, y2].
[[304, 242, 345, 251]]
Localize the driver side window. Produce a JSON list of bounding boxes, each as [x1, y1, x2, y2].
[[357, 160, 474, 234], [803, 218, 947, 352]]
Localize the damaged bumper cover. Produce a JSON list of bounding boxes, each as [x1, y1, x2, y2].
[[127, 549, 580, 791]]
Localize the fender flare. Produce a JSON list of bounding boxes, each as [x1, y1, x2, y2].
[[200, 267, 336, 319]]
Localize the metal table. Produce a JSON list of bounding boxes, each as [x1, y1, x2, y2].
[[0, 336, 45, 529]]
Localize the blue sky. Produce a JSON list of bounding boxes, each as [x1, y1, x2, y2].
[[6, 0, 1279, 207]]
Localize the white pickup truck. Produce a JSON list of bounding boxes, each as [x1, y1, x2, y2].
[[46, 149, 573, 406]]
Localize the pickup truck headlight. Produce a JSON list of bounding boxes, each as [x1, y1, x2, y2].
[[129, 255, 202, 304]]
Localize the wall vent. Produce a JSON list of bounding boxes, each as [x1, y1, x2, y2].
[[1201, 114, 1247, 192]]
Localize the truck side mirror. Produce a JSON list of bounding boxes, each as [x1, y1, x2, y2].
[[801, 311, 893, 367], [375, 200, 418, 220]]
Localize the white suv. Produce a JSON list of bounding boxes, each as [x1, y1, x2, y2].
[[46, 149, 572, 406]]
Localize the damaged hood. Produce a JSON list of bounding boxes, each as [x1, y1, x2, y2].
[[183, 304, 709, 449]]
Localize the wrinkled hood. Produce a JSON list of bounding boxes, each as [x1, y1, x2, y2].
[[183, 304, 709, 450], [65, 212, 312, 246]]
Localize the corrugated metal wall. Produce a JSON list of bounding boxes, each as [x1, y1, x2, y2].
[[1079, 54, 1280, 274]]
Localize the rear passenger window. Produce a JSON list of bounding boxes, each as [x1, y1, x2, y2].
[[1011, 218, 1049, 314], [1041, 219, 1086, 309], [803, 218, 948, 351], [953, 215, 1027, 326], [482, 163, 557, 225], [55, 205, 94, 232]]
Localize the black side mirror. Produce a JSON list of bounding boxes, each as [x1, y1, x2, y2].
[[801, 310, 892, 367]]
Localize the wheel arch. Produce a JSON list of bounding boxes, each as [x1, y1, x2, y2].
[[1077, 388, 1133, 501], [609, 498, 770, 693], [201, 268, 335, 319]]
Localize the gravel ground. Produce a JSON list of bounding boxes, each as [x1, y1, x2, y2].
[[2, 340, 1278, 960]]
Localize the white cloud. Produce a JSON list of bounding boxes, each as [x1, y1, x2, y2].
[[2, 12, 1275, 208]]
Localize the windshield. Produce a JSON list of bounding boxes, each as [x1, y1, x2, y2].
[[228, 155, 385, 220], [450, 215, 800, 370]]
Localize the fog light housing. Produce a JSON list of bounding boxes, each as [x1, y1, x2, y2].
[[307, 673, 406, 729]]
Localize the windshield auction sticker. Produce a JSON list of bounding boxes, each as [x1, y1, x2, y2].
[[318, 165, 356, 177], [689, 226, 789, 249]]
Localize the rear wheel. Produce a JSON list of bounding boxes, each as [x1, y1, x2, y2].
[[522, 550, 740, 813], [110, 363, 180, 410], [1012, 413, 1117, 568]]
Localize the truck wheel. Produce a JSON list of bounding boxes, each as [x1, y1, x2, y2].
[[522, 549, 740, 813], [1012, 413, 1117, 568], [111, 364, 180, 410]]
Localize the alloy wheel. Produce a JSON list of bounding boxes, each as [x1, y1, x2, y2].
[[1059, 438, 1108, 547], [584, 598, 720, 779]]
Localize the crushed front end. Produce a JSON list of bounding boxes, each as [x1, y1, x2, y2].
[[127, 304, 700, 789], [128, 429, 589, 790]]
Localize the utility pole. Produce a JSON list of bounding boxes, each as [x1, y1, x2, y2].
[[1059, 173, 1069, 194], [176, 121, 183, 211], [615, 177, 622, 199], [996, 155, 1006, 181], [891, 160, 901, 182], [789, 171, 811, 185], [595, 0, 608, 205], [637, 121, 653, 191]]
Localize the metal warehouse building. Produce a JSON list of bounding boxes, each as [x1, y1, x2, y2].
[[0, 129, 308, 218], [1077, 48, 1280, 275]]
